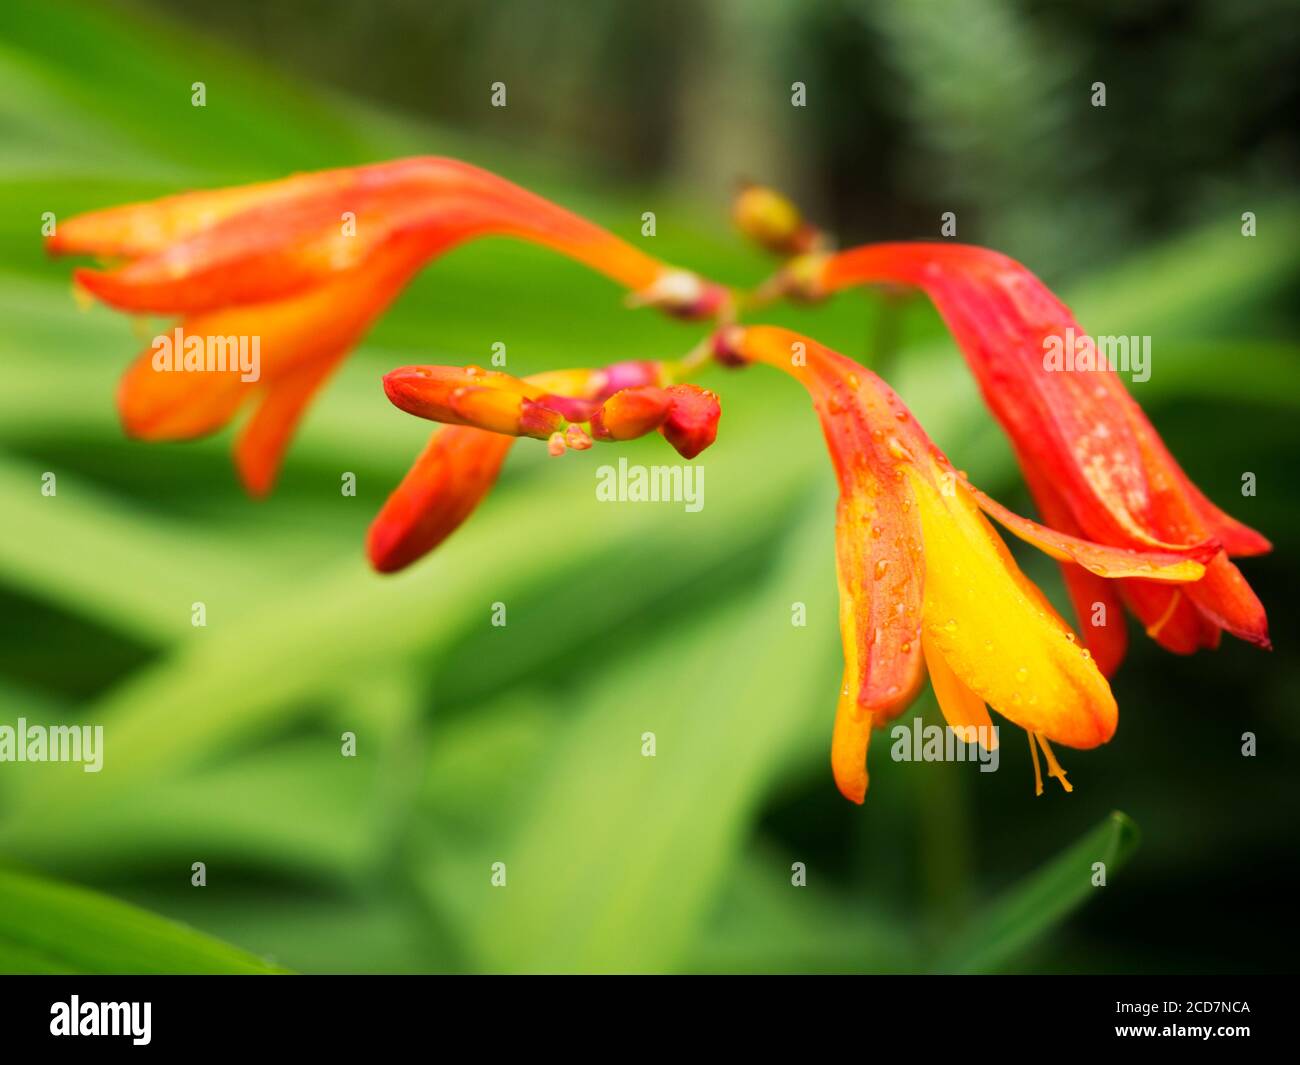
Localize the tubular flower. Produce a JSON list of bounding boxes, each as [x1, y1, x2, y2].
[[712, 325, 1212, 803], [762, 243, 1270, 671], [46, 156, 729, 495], [368, 360, 720, 572]]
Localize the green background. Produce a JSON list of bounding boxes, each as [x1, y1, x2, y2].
[[0, 0, 1296, 973]]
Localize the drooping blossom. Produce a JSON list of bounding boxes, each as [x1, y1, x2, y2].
[[713, 325, 1212, 802], [758, 243, 1270, 673]]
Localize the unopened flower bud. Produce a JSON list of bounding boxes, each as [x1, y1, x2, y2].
[[732, 183, 825, 257], [590, 386, 674, 441], [660, 384, 721, 459]]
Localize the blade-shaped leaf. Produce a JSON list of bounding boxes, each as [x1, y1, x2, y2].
[[934, 810, 1140, 973], [0, 866, 287, 974]]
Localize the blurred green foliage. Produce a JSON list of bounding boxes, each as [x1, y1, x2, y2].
[[0, 0, 1296, 973]]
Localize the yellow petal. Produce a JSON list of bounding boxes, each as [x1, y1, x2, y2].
[[907, 463, 1117, 749], [922, 635, 996, 750], [831, 667, 872, 804]]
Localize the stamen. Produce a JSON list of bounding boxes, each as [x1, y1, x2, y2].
[[1027, 732, 1044, 796], [1145, 590, 1184, 640], [1035, 734, 1074, 793]]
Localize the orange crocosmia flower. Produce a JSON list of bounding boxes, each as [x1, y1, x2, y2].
[[770, 243, 1270, 672], [713, 325, 1213, 803], [368, 360, 720, 573], [47, 157, 729, 495]]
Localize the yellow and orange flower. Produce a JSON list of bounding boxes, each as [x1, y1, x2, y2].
[[713, 325, 1214, 802], [762, 243, 1270, 673], [369, 360, 720, 571], [46, 156, 729, 496]]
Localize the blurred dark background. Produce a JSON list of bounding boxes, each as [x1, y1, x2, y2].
[[159, 0, 1300, 274]]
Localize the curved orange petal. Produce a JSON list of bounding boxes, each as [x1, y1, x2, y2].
[[723, 326, 926, 722], [45, 174, 323, 258], [116, 340, 251, 440], [1014, 450, 1129, 676], [65, 157, 674, 314], [968, 482, 1214, 581], [1184, 554, 1271, 649], [234, 354, 344, 498]]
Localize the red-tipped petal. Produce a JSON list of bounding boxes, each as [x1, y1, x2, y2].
[[1184, 554, 1272, 649]]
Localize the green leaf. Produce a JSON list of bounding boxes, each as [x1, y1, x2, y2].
[[934, 810, 1140, 973], [416, 503, 847, 973], [0, 866, 288, 974]]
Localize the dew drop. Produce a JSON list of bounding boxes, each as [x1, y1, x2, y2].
[[874, 559, 890, 580]]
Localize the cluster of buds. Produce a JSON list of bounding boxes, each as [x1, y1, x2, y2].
[[381, 363, 720, 460], [47, 159, 1270, 803]]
